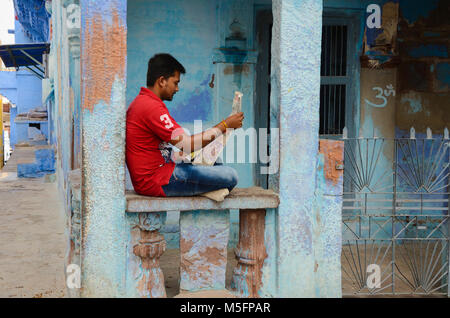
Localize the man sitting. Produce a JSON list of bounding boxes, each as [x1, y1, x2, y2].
[[126, 53, 244, 198]]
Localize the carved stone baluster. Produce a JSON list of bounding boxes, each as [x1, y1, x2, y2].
[[132, 213, 167, 298], [231, 209, 267, 298]]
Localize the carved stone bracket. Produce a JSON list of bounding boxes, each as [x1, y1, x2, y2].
[[132, 213, 167, 298], [231, 209, 267, 298]]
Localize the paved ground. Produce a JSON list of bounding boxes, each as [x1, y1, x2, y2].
[[0, 147, 66, 298]]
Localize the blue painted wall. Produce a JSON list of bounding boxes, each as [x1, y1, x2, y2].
[[0, 71, 17, 105], [127, 0, 217, 123]]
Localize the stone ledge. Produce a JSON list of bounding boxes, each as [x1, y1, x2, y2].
[[126, 186, 279, 212]]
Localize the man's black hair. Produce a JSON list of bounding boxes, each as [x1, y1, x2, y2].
[[147, 53, 186, 87]]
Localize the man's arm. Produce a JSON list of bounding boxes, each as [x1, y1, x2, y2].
[[169, 112, 244, 154]]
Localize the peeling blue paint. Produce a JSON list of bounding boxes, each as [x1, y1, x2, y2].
[[81, 79, 128, 297]]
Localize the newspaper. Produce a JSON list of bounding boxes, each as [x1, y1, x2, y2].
[[192, 91, 243, 165]]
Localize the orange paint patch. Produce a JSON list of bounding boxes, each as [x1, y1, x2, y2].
[[81, 10, 126, 112], [319, 139, 344, 186]]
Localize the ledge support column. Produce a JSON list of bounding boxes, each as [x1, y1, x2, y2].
[[131, 213, 167, 298], [231, 209, 267, 297]]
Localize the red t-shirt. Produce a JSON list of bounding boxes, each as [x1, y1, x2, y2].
[[126, 87, 184, 196]]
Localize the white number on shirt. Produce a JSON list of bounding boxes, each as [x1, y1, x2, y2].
[[160, 114, 174, 129]]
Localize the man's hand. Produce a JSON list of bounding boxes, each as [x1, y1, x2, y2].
[[224, 112, 244, 129], [169, 111, 245, 154]]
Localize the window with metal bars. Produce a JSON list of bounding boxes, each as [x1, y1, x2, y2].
[[320, 23, 349, 135]]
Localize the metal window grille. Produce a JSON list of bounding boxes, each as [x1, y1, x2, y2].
[[341, 133, 450, 296], [320, 24, 348, 135]]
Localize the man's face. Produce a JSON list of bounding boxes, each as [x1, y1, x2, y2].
[[161, 71, 180, 101]]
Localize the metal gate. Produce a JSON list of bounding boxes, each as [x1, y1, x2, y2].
[[341, 130, 450, 296]]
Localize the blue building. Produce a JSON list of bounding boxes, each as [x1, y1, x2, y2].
[[0, 0, 50, 149]]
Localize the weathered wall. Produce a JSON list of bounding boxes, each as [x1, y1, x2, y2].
[[80, 0, 128, 297], [396, 0, 449, 136], [324, 0, 449, 138], [269, 0, 323, 297]]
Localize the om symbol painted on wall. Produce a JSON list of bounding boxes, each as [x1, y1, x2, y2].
[[365, 84, 395, 108]]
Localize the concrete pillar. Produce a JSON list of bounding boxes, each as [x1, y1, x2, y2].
[[80, 0, 127, 297], [271, 0, 323, 297]]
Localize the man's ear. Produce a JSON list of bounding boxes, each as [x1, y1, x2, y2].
[[157, 76, 167, 88]]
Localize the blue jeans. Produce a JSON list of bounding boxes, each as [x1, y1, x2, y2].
[[162, 159, 239, 196]]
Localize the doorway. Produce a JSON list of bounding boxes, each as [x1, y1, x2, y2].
[[254, 8, 272, 189]]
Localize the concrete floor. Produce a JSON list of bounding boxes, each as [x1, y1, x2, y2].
[[0, 146, 66, 298]]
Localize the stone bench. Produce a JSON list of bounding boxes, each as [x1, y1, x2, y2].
[[126, 187, 279, 212], [125, 187, 279, 298]]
